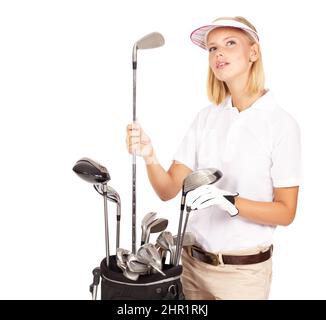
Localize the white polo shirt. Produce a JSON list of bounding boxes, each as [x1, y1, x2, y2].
[[173, 90, 301, 252]]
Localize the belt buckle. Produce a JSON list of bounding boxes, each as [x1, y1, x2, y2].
[[206, 251, 219, 266], [190, 246, 220, 266]]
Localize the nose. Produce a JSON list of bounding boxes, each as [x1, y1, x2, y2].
[[215, 48, 224, 57]]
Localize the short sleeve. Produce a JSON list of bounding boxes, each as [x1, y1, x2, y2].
[[172, 114, 200, 171], [271, 115, 301, 188]]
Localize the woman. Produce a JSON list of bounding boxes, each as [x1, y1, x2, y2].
[[126, 16, 301, 300]]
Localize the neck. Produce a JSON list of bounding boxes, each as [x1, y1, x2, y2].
[[226, 74, 264, 112], [228, 84, 264, 112]]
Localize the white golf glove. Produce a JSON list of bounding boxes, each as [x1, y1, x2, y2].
[[186, 185, 239, 217]]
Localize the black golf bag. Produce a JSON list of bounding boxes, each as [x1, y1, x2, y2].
[[73, 157, 186, 300], [90, 255, 185, 300]]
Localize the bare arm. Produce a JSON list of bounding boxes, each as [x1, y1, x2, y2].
[[144, 156, 192, 201], [235, 186, 299, 226]]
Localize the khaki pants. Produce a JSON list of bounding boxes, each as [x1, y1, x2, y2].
[[181, 246, 273, 300]]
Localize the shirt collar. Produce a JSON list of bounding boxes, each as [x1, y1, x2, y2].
[[222, 89, 274, 111]]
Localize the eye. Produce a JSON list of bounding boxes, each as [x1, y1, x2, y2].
[[208, 46, 217, 52], [226, 40, 236, 46]]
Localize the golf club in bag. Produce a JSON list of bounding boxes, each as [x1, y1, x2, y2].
[[131, 31, 165, 254], [174, 168, 223, 265], [73, 157, 112, 267], [94, 184, 121, 249]]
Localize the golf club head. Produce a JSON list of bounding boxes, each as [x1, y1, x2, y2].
[[137, 244, 166, 276], [132, 32, 165, 62], [141, 212, 158, 226], [183, 168, 223, 195], [116, 248, 130, 271], [136, 32, 165, 50], [94, 184, 120, 204], [156, 231, 172, 250], [72, 157, 110, 184], [175, 168, 222, 265], [156, 231, 172, 262], [144, 218, 169, 245], [126, 254, 149, 274], [140, 212, 158, 245], [123, 267, 140, 281]]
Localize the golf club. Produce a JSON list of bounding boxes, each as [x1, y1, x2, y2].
[[116, 248, 130, 272], [140, 212, 157, 246], [156, 231, 174, 265], [143, 218, 169, 245], [174, 168, 223, 265], [137, 243, 166, 276], [72, 157, 111, 267], [94, 184, 121, 250], [126, 253, 149, 275], [131, 32, 165, 253], [124, 266, 140, 281], [116, 248, 140, 280], [72, 157, 110, 184]]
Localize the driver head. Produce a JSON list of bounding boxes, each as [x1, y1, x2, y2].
[[73, 157, 110, 184], [183, 168, 222, 195]]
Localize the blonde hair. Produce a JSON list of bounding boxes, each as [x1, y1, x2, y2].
[[207, 16, 265, 105]]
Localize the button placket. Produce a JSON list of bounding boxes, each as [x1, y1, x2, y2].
[[222, 115, 241, 162]]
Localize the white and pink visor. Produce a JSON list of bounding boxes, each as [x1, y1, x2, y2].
[[190, 19, 259, 50]]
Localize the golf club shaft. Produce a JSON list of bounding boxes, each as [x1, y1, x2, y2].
[[103, 187, 110, 267], [132, 64, 137, 254], [176, 210, 190, 265], [116, 204, 121, 251], [151, 264, 166, 276], [174, 195, 185, 265]]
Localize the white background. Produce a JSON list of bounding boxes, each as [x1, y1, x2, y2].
[[0, 0, 325, 299]]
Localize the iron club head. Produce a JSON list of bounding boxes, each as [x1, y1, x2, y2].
[[140, 212, 157, 245], [132, 32, 165, 63], [94, 184, 120, 204], [144, 218, 169, 245]]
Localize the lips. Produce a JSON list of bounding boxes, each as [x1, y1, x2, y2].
[[216, 62, 229, 69]]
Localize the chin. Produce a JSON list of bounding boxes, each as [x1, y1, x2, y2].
[[214, 73, 232, 82], [213, 69, 239, 83]]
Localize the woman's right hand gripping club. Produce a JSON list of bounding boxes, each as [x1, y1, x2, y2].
[[126, 122, 157, 165]]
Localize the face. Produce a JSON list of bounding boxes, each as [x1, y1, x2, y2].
[[206, 27, 259, 84]]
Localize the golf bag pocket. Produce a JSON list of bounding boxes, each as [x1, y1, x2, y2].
[[100, 256, 184, 300]]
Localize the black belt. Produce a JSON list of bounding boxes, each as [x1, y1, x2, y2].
[[187, 245, 273, 266]]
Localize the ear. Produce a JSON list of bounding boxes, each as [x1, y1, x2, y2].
[[249, 43, 259, 62]]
